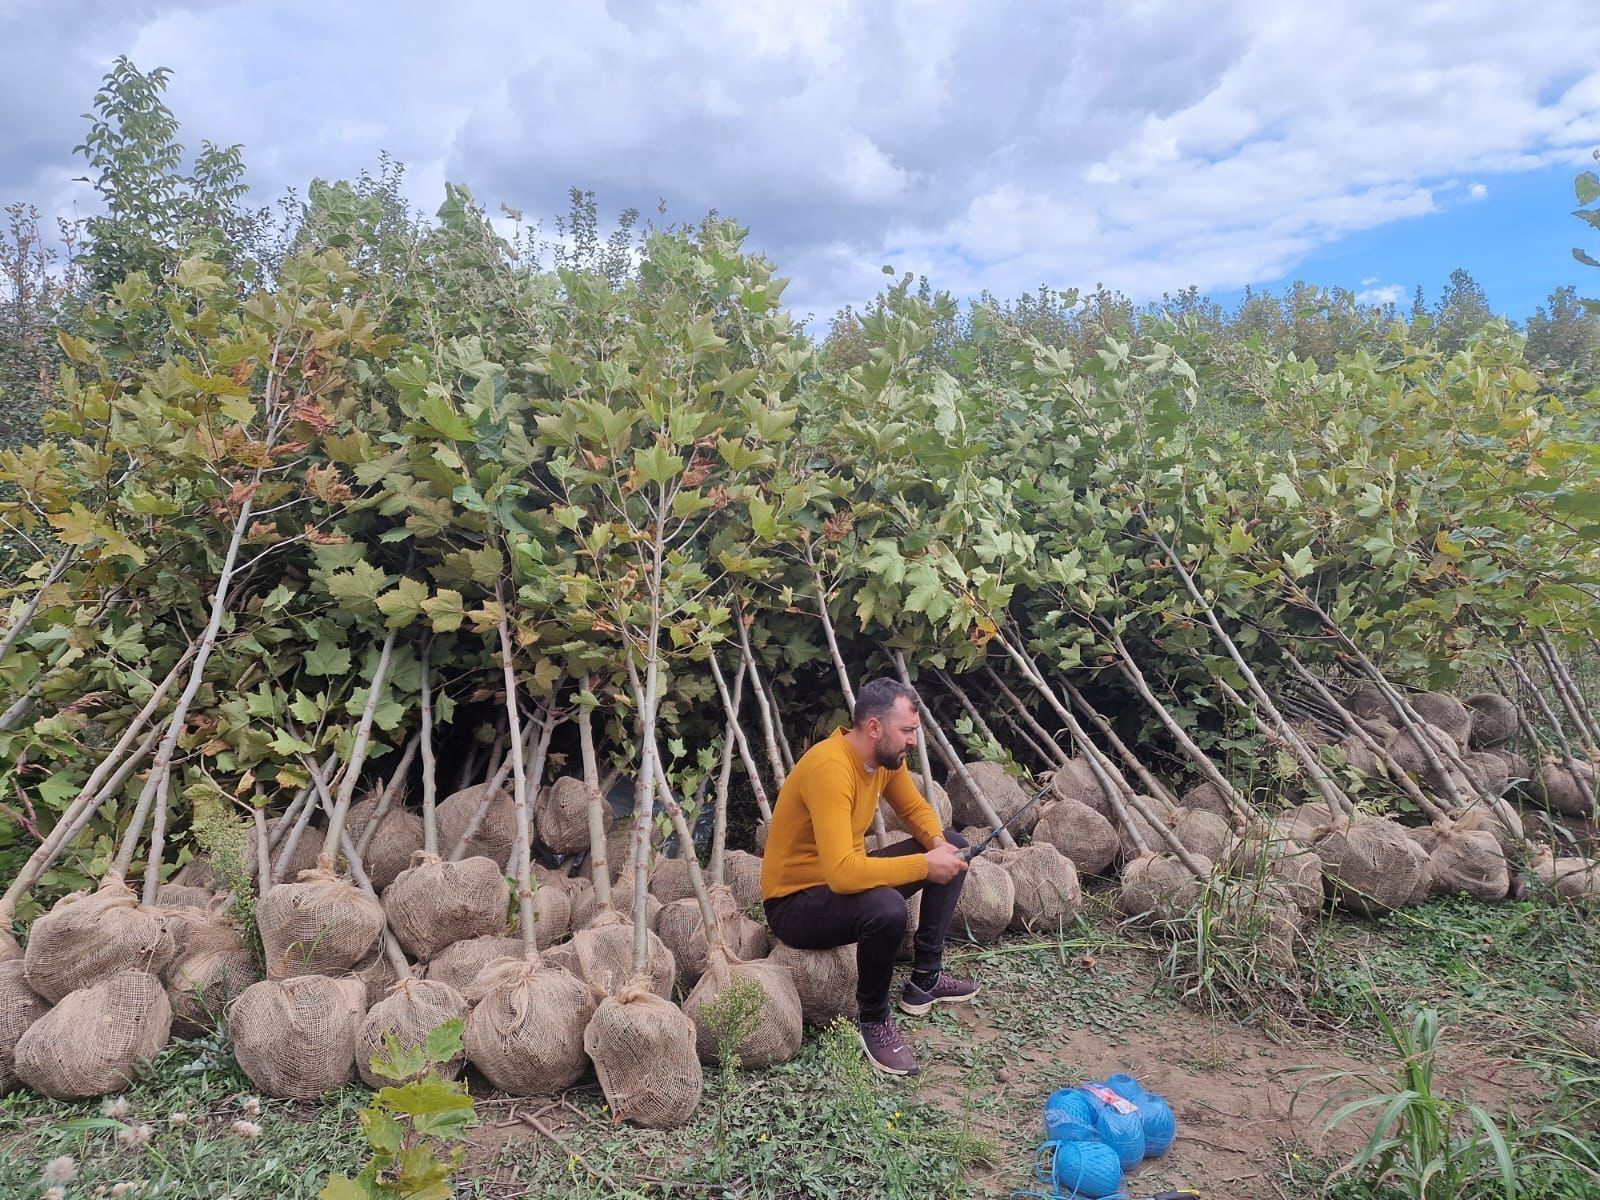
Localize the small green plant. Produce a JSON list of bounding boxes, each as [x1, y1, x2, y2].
[[1306, 999, 1548, 1200], [320, 1019, 475, 1200], [701, 976, 766, 1166], [189, 789, 264, 967]]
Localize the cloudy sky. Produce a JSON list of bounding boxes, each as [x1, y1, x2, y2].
[[5, 0, 1600, 322]]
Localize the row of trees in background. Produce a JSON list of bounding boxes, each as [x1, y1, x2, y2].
[[0, 60, 1596, 913]]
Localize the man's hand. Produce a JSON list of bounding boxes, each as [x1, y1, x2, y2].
[[925, 841, 969, 884]]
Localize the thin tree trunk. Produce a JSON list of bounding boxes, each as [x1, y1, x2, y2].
[[496, 613, 539, 962], [1109, 646, 1249, 819], [892, 651, 1015, 849], [759, 667, 796, 773], [935, 669, 1008, 759], [273, 751, 338, 884], [709, 661, 746, 885], [645, 743, 723, 946], [1213, 674, 1352, 819], [984, 665, 1071, 767], [995, 709, 1059, 773], [577, 674, 612, 909], [420, 639, 439, 856], [354, 730, 421, 862], [994, 632, 1207, 875], [1535, 632, 1600, 755], [707, 650, 772, 821], [734, 608, 787, 789], [1509, 654, 1594, 803], [505, 698, 560, 877], [810, 555, 857, 711], [1061, 677, 1186, 810], [0, 547, 75, 667], [254, 808, 272, 898], [319, 629, 399, 868]]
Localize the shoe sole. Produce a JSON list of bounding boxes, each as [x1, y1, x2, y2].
[[857, 1030, 919, 1077], [896, 983, 981, 1017]]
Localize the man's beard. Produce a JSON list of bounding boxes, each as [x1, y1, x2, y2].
[[876, 739, 908, 770]]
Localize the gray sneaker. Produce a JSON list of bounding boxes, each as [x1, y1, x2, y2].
[[897, 970, 980, 1016], [857, 1015, 920, 1077]]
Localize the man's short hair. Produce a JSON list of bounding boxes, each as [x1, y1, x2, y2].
[[853, 677, 919, 728]]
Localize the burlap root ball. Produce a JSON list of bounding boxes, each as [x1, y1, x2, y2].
[[166, 923, 261, 1037], [881, 778, 953, 836], [23, 876, 176, 1003], [722, 850, 766, 912], [341, 797, 425, 891], [351, 947, 402, 1007], [1167, 808, 1235, 863], [1426, 827, 1509, 902], [1049, 758, 1122, 818], [1465, 694, 1518, 749], [1116, 853, 1211, 921], [436, 782, 520, 864], [229, 974, 366, 1098], [565, 911, 676, 998], [147, 901, 229, 963], [1335, 737, 1382, 777], [1230, 837, 1325, 916], [605, 888, 664, 932], [1529, 850, 1600, 901], [1118, 801, 1180, 861], [1312, 818, 1428, 916], [950, 855, 1015, 943], [155, 884, 216, 910], [1280, 801, 1341, 847], [992, 843, 1082, 932], [15, 970, 171, 1100], [683, 948, 804, 1068], [537, 776, 608, 856], [356, 977, 469, 1088], [257, 866, 384, 979], [525, 881, 573, 950], [657, 886, 769, 988], [1210, 885, 1301, 972], [1033, 797, 1119, 875], [1452, 803, 1525, 854], [425, 935, 524, 992], [383, 853, 509, 962], [1177, 781, 1235, 821], [587, 823, 639, 886], [0, 960, 50, 1094], [1384, 724, 1461, 788], [1410, 693, 1473, 747], [1348, 683, 1391, 720], [946, 761, 1039, 834], [584, 985, 703, 1128], [563, 876, 598, 931], [1464, 753, 1512, 796], [464, 957, 596, 1095], [649, 855, 700, 905], [1530, 762, 1596, 818], [766, 942, 857, 1026]]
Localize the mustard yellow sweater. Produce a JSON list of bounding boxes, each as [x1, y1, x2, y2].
[[760, 728, 945, 901]]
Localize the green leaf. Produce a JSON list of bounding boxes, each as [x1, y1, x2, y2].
[[327, 561, 391, 614], [635, 443, 683, 486], [377, 577, 430, 629], [304, 637, 353, 678], [418, 391, 475, 441], [290, 690, 325, 724], [422, 589, 466, 633], [747, 495, 779, 541], [319, 1176, 373, 1200], [423, 1018, 465, 1064], [359, 1108, 404, 1155]]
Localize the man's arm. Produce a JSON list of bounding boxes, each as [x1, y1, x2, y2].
[[881, 765, 946, 850], [807, 763, 929, 894]]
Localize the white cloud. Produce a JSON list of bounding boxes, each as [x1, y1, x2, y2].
[[1361, 276, 1380, 286], [1356, 284, 1405, 306], [2, 0, 1598, 319]]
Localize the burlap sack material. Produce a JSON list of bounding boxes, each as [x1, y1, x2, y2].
[[154, 884, 216, 910], [356, 976, 469, 1088], [1048, 758, 1124, 818], [168, 943, 260, 1037], [1033, 796, 1119, 875], [436, 782, 521, 865], [766, 942, 858, 1026], [1312, 817, 1428, 916], [342, 796, 426, 891], [0, 959, 50, 1094], [463, 956, 595, 1095], [1453, 803, 1525, 854], [656, 885, 769, 988], [24, 875, 176, 1003], [383, 853, 509, 962], [1529, 850, 1600, 901], [992, 843, 1082, 932], [1230, 837, 1324, 916], [537, 776, 608, 856], [945, 761, 1039, 835], [15, 970, 171, 1100], [1117, 802, 1171, 864], [564, 875, 598, 932], [351, 947, 402, 1008], [648, 856, 699, 905], [951, 854, 1015, 943], [1167, 808, 1235, 863], [584, 983, 703, 1128], [1177, 781, 1234, 821], [1465, 693, 1518, 749], [1427, 827, 1509, 902], [722, 850, 764, 912], [257, 866, 384, 979], [229, 974, 367, 1099], [425, 935, 524, 992], [1410, 692, 1473, 747], [1531, 762, 1597, 819], [1116, 853, 1212, 921], [563, 910, 676, 999], [682, 946, 803, 1068]]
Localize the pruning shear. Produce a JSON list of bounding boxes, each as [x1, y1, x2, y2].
[[961, 777, 1055, 861]]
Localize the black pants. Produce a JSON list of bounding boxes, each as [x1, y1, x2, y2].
[[763, 828, 968, 1023]]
